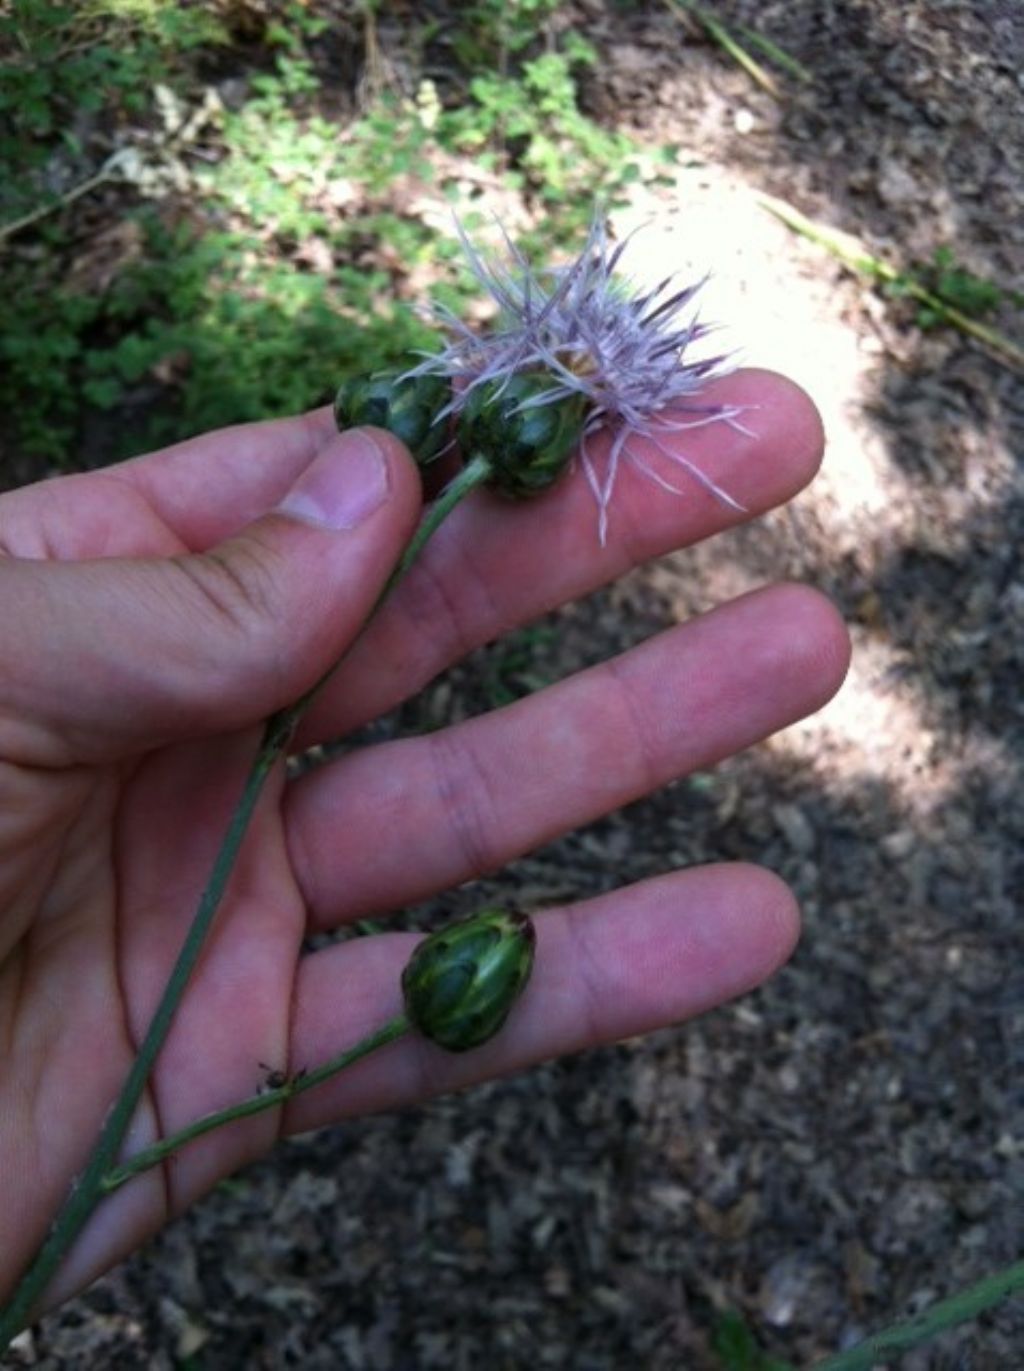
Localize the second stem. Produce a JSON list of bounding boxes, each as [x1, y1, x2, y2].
[[0, 453, 494, 1345]]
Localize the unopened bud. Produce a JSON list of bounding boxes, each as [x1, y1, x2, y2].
[[401, 908, 536, 1052], [458, 375, 585, 499], [334, 370, 450, 466]]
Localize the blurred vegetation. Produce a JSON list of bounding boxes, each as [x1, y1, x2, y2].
[[900, 245, 1024, 330], [0, 0, 671, 468], [712, 1310, 795, 1371], [3, 0, 1018, 464]]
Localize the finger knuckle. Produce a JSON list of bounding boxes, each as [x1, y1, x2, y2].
[[177, 537, 282, 643]]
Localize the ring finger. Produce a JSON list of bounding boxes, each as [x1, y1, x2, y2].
[[284, 582, 849, 928]]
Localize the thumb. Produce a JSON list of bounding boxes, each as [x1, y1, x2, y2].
[[0, 428, 422, 766]]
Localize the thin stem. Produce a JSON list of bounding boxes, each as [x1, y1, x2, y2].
[[0, 167, 116, 244], [264, 453, 494, 745], [665, 0, 783, 99], [0, 453, 493, 1345], [733, 19, 812, 83], [100, 1014, 411, 1195], [0, 147, 139, 245], [0, 759, 272, 1345], [812, 1257, 1024, 1370], [759, 193, 1024, 374]]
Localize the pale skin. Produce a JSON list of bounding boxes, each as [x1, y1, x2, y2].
[[0, 370, 849, 1313]]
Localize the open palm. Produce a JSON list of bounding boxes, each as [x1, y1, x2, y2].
[[0, 370, 847, 1311]]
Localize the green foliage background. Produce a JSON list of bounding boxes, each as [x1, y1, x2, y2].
[[0, 0, 658, 468]]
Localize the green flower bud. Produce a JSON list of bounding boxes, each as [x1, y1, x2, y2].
[[334, 370, 450, 466], [401, 908, 536, 1052], [458, 374, 586, 499]]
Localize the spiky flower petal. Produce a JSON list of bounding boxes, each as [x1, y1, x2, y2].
[[409, 218, 750, 541]]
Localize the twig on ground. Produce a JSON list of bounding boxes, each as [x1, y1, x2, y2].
[[665, 0, 809, 100], [760, 193, 1024, 374], [812, 1257, 1024, 1370], [0, 153, 128, 245]]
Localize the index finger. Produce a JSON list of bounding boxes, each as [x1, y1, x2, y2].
[[298, 367, 824, 743], [116, 406, 339, 548], [0, 407, 339, 560]]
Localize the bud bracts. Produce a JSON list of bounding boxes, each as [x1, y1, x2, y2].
[[458, 375, 586, 499], [334, 370, 450, 466], [401, 908, 536, 1052]]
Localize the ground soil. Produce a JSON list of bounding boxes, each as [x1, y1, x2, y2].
[[4, 2, 1022, 1367]]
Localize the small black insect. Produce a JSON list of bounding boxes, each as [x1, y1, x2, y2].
[[258, 1062, 289, 1093], [258, 1063, 309, 1094]]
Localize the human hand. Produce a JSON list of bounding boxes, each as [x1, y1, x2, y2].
[[0, 370, 848, 1311]]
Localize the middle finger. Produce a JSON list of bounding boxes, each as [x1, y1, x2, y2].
[[285, 582, 848, 929], [295, 369, 823, 747]]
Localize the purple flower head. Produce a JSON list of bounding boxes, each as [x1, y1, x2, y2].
[[408, 217, 751, 542]]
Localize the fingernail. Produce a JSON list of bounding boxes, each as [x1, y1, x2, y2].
[[277, 429, 390, 530]]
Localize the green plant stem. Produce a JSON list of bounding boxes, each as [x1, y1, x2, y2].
[[665, 0, 783, 99], [0, 452, 493, 1347], [760, 193, 1024, 374], [262, 452, 494, 744], [733, 20, 812, 83], [812, 1257, 1024, 1370], [100, 1014, 411, 1195]]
